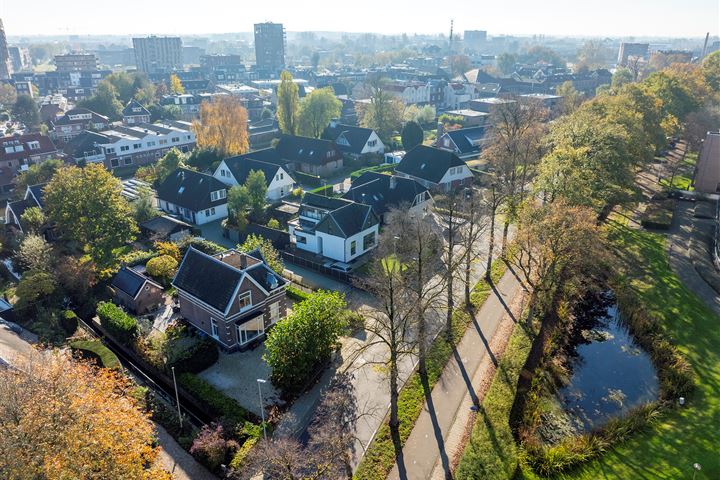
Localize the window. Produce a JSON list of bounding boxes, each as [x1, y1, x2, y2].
[[363, 231, 376, 250], [368, 139, 377, 147], [211, 191, 218, 201], [220, 169, 226, 177], [210, 207, 216, 215], [123, 157, 132, 165], [238, 291, 252, 312], [350, 240, 357, 256], [133, 143, 142, 149], [171, 137, 180, 143], [219, 190, 226, 199], [269, 302, 280, 323], [147, 141, 156, 147], [159, 139, 168, 145], [110, 158, 120, 168], [120, 145, 129, 152], [210, 318, 219, 338], [280, 173, 284, 179], [27, 141, 40, 150], [105, 147, 115, 154], [236, 316, 264, 344], [296, 234, 307, 244]]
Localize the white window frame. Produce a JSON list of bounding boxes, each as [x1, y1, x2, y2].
[[236, 316, 264, 345], [210, 318, 219, 339], [237, 291, 252, 312]]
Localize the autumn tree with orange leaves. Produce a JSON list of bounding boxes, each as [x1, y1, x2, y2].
[[192, 95, 249, 157], [0, 352, 171, 480]]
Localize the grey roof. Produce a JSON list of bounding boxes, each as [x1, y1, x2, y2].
[[221, 157, 289, 185], [322, 122, 375, 154], [123, 99, 150, 117], [140, 215, 193, 237], [156, 168, 227, 212], [27, 184, 46, 209], [63, 130, 109, 159], [232, 148, 284, 166], [301, 192, 379, 238], [344, 172, 429, 217], [276, 135, 339, 165], [396, 145, 467, 184], [111, 266, 160, 298], [6, 198, 38, 232], [52, 107, 109, 126], [441, 126, 488, 156]]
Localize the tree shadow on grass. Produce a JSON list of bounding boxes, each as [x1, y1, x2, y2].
[[420, 373, 452, 479]]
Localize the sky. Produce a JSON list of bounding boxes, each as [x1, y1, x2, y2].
[[1, 0, 717, 38]]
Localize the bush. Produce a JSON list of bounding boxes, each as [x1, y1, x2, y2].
[[190, 423, 239, 472], [177, 237, 226, 256], [350, 163, 396, 180], [229, 436, 258, 471], [96, 301, 138, 345], [169, 337, 219, 374], [120, 249, 158, 267], [146, 254, 179, 281], [70, 339, 120, 369], [60, 309, 79, 335], [266, 218, 280, 230], [179, 373, 248, 426], [286, 285, 311, 302]]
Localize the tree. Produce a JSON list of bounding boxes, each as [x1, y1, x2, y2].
[[0, 83, 17, 109], [169, 74, 185, 94], [238, 234, 283, 274], [497, 53, 518, 75], [14, 269, 55, 312], [277, 70, 299, 135], [524, 45, 563, 67], [155, 148, 186, 184], [457, 189, 489, 306], [358, 74, 405, 142], [702, 51, 720, 93], [227, 185, 250, 230], [15, 233, 52, 272], [0, 352, 169, 479], [19, 206, 45, 234], [449, 54, 472, 76], [78, 81, 123, 120], [298, 87, 342, 138], [146, 255, 178, 282], [132, 186, 159, 223], [384, 208, 443, 376], [644, 71, 697, 121], [245, 170, 267, 219], [44, 164, 138, 266], [155, 241, 182, 262], [264, 291, 347, 392], [192, 95, 249, 156], [186, 147, 222, 171], [435, 193, 465, 340], [482, 181, 506, 281], [575, 40, 610, 70], [555, 81, 582, 115], [56, 255, 97, 302], [14, 159, 63, 198], [190, 423, 238, 472], [400, 120, 424, 150], [685, 106, 720, 152], [12, 94, 39, 128], [611, 68, 635, 90]]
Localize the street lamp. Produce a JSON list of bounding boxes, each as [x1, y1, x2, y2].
[[693, 463, 702, 480], [164, 356, 182, 431], [257, 378, 268, 440]]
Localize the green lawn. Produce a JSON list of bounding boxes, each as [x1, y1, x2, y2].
[[554, 222, 719, 479]]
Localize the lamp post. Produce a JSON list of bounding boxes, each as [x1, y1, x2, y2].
[[257, 378, 268, 440], [693, 463, 702, 480], [171, 366, 182, 430]]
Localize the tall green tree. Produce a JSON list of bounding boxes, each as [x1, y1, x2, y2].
[[12, 95, 39, 128], [277, 71, 299, 135], [297, 87, 342, 138], [245, 170, 267, 219], [14, 159, 63, 198], [227, 185, 250, 230], [644, 71, 697, 121], [702, 51, 720, 93], [358, 74, 404, 142], [400, 120, 424, 150], [555, 81, 582, 115], [44, 164, 138, 267], [78, 82, 123, 120], [238, 234, 284, 274]]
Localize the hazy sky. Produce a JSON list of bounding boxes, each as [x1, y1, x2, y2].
[[1, 0, 717, 38]]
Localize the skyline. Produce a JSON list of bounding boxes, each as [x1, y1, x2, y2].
[[0, 0, 717, 39]]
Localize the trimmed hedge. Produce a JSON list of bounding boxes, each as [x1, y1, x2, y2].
[[178, 373, 248, 426], [169, 337, 219, 374], [96, 301, 138, 345], [350, 163, 396, 180], [308, 184, 334, 196], [70, 340, 121, 369], [286, 285, 311, 302], [229, 436, 259, 470], [178, 237, 226, 256]]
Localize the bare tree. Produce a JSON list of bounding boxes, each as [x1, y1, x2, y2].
[[384, 207, 444, 377], [482, 180, 506, 281], [434, 192, 465, 340], [457, 188, 489, 306], [241, 437, 318, 480]]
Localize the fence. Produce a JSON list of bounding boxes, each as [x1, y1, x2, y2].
[[281, 250, 354, 284]]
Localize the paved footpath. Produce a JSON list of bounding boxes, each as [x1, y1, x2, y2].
[[387, 268, 524, 480]]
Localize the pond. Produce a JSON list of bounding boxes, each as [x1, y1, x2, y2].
[[557, 291, 659, 432]]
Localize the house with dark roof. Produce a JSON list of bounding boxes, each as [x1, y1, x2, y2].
[[110, 266, 164, 314], [436, 126, 489, 160], [395, 145, 474, 192], [122, 99, 151, 125], [156, 168, 228, 225], [276, 135, 343, 177], [288, 192, 379, 264], [51, 107, 110, 143], [5, 183, 47, 234], [213, 156, 295, 201], [322, 120, 384, 157], [343, 172, 432, 222], [172, 247, 289, 351]]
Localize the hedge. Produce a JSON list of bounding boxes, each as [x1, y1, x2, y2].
[[178, 237, 226, 256], [60, 309, 79, 335], [169, 338, 219, 374], [308, 184, 334, 196], [229, 436, 259, 470], [350, 163, 396, 180], [286, 285, 311, 302], [96, 301, 138, 345], [178, 373, 248, 426], [70, 340, 120, 369], [294, 171, 323, 187]]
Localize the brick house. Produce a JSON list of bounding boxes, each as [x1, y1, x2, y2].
[[110, 266, 164, 315], [0, 133, 59, 194]]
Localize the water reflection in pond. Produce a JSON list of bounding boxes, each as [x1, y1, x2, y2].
[[558, 291, 659, 431]]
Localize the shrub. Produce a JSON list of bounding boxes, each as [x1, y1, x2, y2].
[[154, 241, 182, 262], [70, 340, 120, 369], [350, 163, 395, 180], [178, 373, 247, 426], [169, 337, 219, 374], [229, 436, 258, 471], [60, 309, 79, 335], [286, 285, 311, 302], [266, 218, 280, 230], [190, 423, 239, 472], [146, 254, 179, 281], [178, 237, 226, 256], [119, 249, 158, 267], [96, 301, 138, 345]]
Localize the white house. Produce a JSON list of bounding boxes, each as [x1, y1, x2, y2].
[[288, 193, 379, 264], [156, 168, 228, 225], [214, 156, 295, 201], [342, 172, 433, 223], [395, 145, 474, 192], [322, 120, 385, 156]]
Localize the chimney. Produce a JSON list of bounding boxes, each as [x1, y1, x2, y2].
[[437, 121, 444, 139], [240, 254, 247, 269], [389, 176, 397, 190]]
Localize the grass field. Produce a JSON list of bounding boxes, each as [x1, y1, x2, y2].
[[554, 222, 719, 480]]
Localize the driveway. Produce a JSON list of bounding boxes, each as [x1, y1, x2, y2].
[[199, 220, 236, 249], [198, 345, 280, 418]]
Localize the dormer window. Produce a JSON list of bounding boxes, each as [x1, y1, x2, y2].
[[238, 291, 252, 312], [210, 189, 226, 201]]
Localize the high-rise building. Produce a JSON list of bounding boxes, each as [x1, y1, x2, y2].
[[0, 19, 12, 79], [54, 53, 98, 72], [132, 36, 183, 74], [617, 42, 649, 66], [8, 46, 30, 72], [254, 22, 286, 75], [464, 30, 488, 49]]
